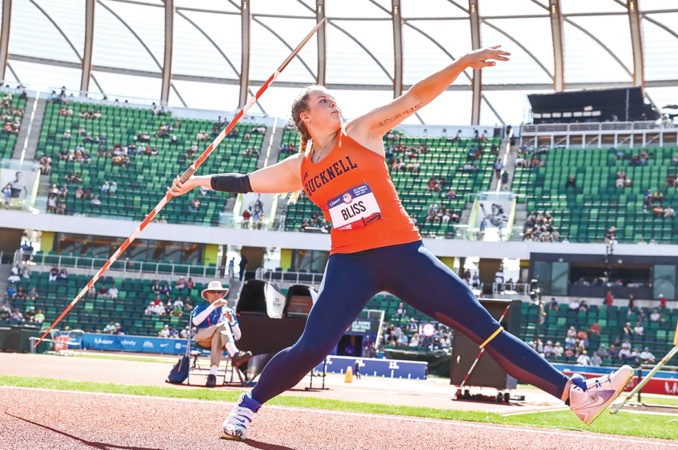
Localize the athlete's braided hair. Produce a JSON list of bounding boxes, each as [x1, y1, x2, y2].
[[288, 85, 323, 204]]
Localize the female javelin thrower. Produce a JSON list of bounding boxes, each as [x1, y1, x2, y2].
[[169, 46, 632, 441]]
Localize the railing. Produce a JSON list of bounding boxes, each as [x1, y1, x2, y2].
[[521, 121, 671, 134], [14, 251, 218, 278], [255, 268, 324, 285], [492, 282, 531, 296]]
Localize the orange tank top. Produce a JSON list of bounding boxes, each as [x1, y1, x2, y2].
[[300, 131, 421, 254]]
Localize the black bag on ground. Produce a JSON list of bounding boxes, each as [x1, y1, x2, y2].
[[167, 356, 189, 384]]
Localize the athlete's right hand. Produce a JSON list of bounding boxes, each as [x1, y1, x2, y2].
[[167, 175, 195, 197]]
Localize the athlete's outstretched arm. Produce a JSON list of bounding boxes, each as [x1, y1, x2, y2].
[[168, 153, 303, 196], [350, 46, 510, 137]]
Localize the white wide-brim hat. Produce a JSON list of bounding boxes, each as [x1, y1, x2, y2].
[[201, 280, 229, 300]]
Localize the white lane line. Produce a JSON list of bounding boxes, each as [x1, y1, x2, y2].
[[1, 386, 677, 447]]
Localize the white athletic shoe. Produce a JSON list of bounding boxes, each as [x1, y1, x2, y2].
[[569, 365, 634, 425], [221, 393, 260, 441]]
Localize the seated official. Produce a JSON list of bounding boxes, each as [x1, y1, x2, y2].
[[192, 281, 252, 388]]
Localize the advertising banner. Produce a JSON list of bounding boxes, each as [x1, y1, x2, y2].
[[314, 355, 428, 380]]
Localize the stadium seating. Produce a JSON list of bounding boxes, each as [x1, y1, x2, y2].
[[279, 129, 499, 237], [519, 302, 677, 364], [36, 101, 265, 225], [6, 269, 217, 336], [513, 147, 678, 243], [0, 93, 27, 160]]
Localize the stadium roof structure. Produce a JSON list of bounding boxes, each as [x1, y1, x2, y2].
[[4, 0, 678, 126]]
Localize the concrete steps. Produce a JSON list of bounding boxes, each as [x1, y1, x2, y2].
[[13, 96, 46, 161]]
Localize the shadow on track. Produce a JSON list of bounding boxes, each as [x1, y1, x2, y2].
[[5, 412, 163, 450], [242, 438, 297, 450]]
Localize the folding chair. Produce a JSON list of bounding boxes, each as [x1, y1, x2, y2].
[[185, 322, 247, 387]]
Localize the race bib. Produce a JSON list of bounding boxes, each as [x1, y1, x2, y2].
[[327, 183, 382, 231]]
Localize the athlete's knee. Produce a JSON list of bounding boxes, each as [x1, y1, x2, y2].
[[294, 338, 335, 363]]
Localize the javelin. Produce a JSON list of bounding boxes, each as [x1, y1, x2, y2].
[[35, 18, 326, 347]]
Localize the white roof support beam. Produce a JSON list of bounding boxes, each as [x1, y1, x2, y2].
[[469, 0, 481, 126], [549, 0, 565, 92], [316, 0, 326, 86], [160, 0, 174, 106], [392, 0, 403, 98], [627, 0, 645, 89], [239, 0, 251, 109], [0, 0, 11, 83], [80, 0, 95, 96]]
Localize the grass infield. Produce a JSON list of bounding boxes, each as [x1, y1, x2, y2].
[[0, 375, 676, 440]]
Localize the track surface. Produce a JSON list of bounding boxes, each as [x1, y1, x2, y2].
[[1, 387, 677, 450]]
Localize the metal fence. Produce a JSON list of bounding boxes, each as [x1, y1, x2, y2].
[[255, 268, 324, 285], [14, 251, 218, 278], [492, 282, 530, 296]]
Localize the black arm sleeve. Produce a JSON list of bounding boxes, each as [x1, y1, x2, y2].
[[210, 173, 253, 193]]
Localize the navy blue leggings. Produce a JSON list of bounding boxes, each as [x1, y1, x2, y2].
[[252, 241, 569, 403]]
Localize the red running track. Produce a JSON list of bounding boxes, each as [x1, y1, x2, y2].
[[1, 387, 677, 450]]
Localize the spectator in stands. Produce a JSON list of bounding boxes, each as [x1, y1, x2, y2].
[[27, 287, 38, 300], [13, 286, 26, 300], [650, 308, 661, 322], [638, 237, 647, 244], [158, 324, 170, 338], [640, 348, 655, 364], [48, 266, 58, 282], [34, 309, 44, 324], [547, 298, 558, 312], [408, 333, 420, 348], [608, 344, 619, 363], [590, 351, 602, 367], [109, 182, 117, 195], [666, 174, 677, 188], [9, 309, 23, 324], [576, 350, 591, 366], [58, 268, 68, 283], [161, 282, 172, 297], [589, 322, 601, 337], [164, 300, 173, 315], [622, 322, 634, 340], [597, 345, 609, 360], [550, 342, 563, 360], [46, 194, 57, 213], [396, 302, 406, 318], [565, 175, 576, 189], [108, 284, 119, 299], [180, 326, 190, 339], [5, 283, 16, 297], [628, 294, 636, 313], [104, 321, 117, 333], [189, 198, 201, 212], [97, 284, 110, 298], [634, 321, 644, 337], [90, 196, 101, 207], [543, 340, 554, 357], [8, 268, 20, 284], [577, 329, 589, 349], [568, 299, 580, 311], [618, 344, 632, 364], [56, 201, 66, 214], [653, 190, 665, 204], [665, 205, 676, 218], [493, 159, 503, 179], [169, 325, 179, 338], [650, 238, 658, 245], [579, 300, 589, 312], [171, 303, 183, 317]]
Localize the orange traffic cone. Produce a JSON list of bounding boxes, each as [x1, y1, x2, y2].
[[344, 366, 353, 383]]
